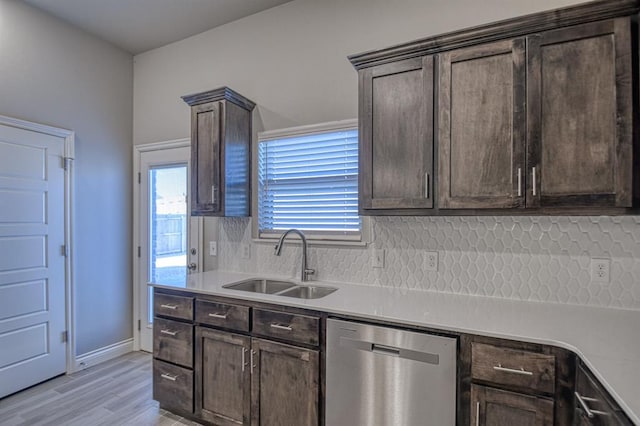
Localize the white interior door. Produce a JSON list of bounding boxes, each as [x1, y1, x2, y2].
[[0, 124, 66, 398], [138, 146, 201, 352]]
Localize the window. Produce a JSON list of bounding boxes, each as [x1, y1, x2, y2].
[[257, 120, 363, 242]]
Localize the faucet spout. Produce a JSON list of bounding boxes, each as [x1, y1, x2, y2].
[[274, 229, 315, 282]]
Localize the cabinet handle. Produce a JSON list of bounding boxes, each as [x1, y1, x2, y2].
[[424, 172, 430, 199], [270, 323, 293, 331], [575, 392, 596, 419], [211, 185, 217, 204], [532, 167, 537, 196], [241, 347, 247, 372], [160, 329, 177, 336], [517, 167, 522, 197], [160, 373, 178, 381], [208, 312, 227, 319], [493, 364, 533, 376], [475, 401, 480, 426], [160, 304, 177, 310], [250, 349, 256, 374]]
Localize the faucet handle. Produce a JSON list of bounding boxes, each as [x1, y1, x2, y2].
[[303, 268, 315, 281]]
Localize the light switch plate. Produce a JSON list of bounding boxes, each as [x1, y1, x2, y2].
[[209, 241, 217, 257], [372, 249, 385, 268], [240, 244, 251, 260]]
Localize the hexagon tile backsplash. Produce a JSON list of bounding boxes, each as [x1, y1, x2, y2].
[[218, 216, 640, 310]]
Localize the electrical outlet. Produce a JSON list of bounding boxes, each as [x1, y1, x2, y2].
[[209, 241, 217, 256], [590, 258, 610, 283], [240, 244, 251, 260], [424, 251, 438, 272], [372, 249, 385, 268]]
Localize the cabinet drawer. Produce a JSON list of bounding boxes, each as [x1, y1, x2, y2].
[[153, 317, 193, 368], [195, 299, 249, 332], [472, 342, 555, 394], [154, 292, 193, 321], [153, 359, 193, 414], [575, 364, 633, 425], [252, 308, 319, 346]]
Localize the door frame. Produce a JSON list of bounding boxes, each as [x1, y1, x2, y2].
[[133, 138, 200, 351], [0, 114, 75, 374]]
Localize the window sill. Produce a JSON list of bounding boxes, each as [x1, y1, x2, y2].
[[251, 237, 368, 248]]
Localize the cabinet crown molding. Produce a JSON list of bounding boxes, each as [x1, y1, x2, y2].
[[181, 87, 256, 111], [348, 0, 640, 70]]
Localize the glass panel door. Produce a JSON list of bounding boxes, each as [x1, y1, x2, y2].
[[138, 145, 199, 352]]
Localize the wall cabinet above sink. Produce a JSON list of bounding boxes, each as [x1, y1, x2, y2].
[[350, 0, 639, 216]]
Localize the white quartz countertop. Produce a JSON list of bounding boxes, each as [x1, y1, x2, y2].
[[151, 270, 640, 424]]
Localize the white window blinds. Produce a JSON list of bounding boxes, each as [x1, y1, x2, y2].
[[258, 126, 360, 239]]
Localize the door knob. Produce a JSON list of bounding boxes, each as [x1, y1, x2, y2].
[[187, 263, 197, 271]]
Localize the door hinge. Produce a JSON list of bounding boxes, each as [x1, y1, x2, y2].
[[61, 330, 68, 343], [138, 172, 141, 184], [61, 245, 69, 257], [138, 320, 141, 331], [138, 246, 141, 258]]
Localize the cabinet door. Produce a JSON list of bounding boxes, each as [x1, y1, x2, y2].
[[471, 385, 554, 426], [438, 39, 526, 209], [527, 18, 633, 208], [195, 327, 250, 426], [575, 364, 633, 426], [251, 339, 319, 426], [191, 101, 222, 215], [359, 56, 434, 211]]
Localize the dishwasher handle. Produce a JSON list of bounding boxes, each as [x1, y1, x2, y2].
[[372, 344, 400, 357], [340, 337, 440, 365]]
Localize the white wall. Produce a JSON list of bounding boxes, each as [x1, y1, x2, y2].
[[133, 0, 640, 311], [0, 1, 134, 355]]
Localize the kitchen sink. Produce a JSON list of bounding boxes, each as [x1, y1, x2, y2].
[[279, 285, 338, 299], [223, 279, 296, 294], [223, 279, 337, 299]]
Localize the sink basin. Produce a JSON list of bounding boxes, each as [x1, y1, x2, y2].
[[223, 279, 296, 294], [278, 285, 338, 299]]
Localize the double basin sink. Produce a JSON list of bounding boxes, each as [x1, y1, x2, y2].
[[223, 278, 337, 299]]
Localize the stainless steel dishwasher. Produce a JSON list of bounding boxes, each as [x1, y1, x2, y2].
[[326, 319, 457, 426]]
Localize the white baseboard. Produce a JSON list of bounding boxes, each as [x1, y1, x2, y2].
[[72, 338, 134, 373]]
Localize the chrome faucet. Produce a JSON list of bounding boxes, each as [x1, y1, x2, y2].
[[274, 229, 315, 282]]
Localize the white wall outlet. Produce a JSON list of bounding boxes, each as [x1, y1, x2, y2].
[[590, 258, 610, 283], [372, 249, 385, 268], [424, 251, 438, 272], [209, 241, 217, 257], [240, 244, 251, 260]]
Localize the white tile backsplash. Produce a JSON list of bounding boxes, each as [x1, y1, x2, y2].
[[218, 216, 640, 310]]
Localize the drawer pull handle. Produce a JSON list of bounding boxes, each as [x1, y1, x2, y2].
[[160, 304, 178, 310], [270, 323, 293, 331], [208, 312, 228, 319], [493, 364, 533, 376], [160, 373, 178, 381], [160, 329, 177, 336], [575, 392, 597, 419]]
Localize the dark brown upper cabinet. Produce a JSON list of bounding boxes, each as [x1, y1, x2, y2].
[[527, 19, 633, 208], [349, 0, 639, 215], [438, 39, 526, 209], [358, 56, 434, 213], [182, 87, 255, 216]]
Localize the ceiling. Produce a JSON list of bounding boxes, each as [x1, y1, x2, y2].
[[23, 0, 294, 54]]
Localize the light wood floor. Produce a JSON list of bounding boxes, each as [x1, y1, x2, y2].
[[0, 351, 201, 426]]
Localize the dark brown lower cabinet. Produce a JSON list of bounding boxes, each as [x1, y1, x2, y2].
[[195, 326, 320, 426], [195, 327, 251, 426], [251, 339, 319, 426], [471, 385, 554, 426], [575, 363, 633, 426]]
